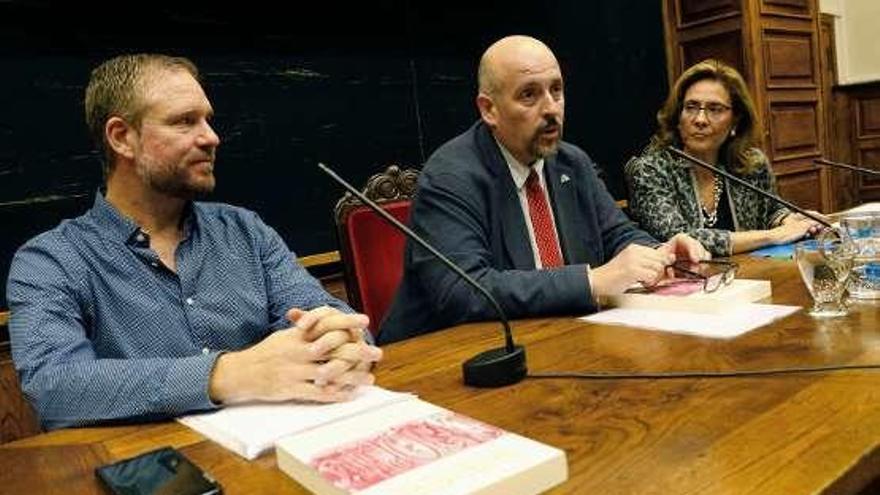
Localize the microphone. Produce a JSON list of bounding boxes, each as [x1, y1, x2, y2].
[[667, 146, 833, 229], [317, 162, 527, 388], [814, 158, 880, 177]]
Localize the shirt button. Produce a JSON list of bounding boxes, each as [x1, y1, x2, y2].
[[150, 261, 159, 268], [185, 297, 195, 305], [202, 347, 210, 355], [136, 233, 146, 242]]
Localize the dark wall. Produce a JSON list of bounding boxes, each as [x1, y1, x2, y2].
[[0, 2, 668, 308]]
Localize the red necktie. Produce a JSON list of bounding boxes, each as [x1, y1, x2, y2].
[[525, 169, 563, 268]]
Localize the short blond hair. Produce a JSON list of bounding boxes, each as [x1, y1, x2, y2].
[[84, 54, 199, 174]]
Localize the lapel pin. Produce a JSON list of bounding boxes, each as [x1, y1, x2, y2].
[[560, 174, 570, 184]]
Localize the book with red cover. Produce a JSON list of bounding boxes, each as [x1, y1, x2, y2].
[[275, 397, 568, 494]]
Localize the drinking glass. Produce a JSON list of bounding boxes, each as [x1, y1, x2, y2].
[[839, 212, 880, 300], [794, 234, 855, 317]]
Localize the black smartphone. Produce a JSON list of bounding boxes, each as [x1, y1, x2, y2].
[[95, 446, 222, 495]]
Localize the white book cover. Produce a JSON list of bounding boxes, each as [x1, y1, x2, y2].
[[276, 398, 568, 495], [605, 278, 771, 314], [178, 386, 414, 460]]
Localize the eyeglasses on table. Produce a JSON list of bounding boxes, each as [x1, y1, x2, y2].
[[670, 259, 738, 293]]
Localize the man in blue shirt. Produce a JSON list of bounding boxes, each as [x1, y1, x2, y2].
[[6, 54, 382, 430]]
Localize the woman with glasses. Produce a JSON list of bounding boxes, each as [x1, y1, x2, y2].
[[624, 59, 820, 256]]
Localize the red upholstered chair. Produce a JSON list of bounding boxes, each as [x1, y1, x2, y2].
[[334, 165, 419, 336]]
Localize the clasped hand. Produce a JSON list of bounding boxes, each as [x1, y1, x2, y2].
[[209, 306, 383, 405]]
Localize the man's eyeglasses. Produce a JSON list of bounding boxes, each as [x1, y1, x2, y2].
[[681, 100, 732, 122], [671, 259, 738, 293]]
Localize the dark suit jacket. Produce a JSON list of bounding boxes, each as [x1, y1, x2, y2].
[[378, 121, 657, 344]]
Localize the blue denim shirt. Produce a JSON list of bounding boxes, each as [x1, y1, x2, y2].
[[7, 192, 353, 430]]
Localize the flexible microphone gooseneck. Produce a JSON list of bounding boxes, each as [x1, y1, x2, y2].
[[668, 146, 833, 229], [317, 162, 527, 387], [814, 158, 880, 177]]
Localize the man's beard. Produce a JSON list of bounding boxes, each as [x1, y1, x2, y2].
[[136, 159, 215, 200], [530, 118, 563, 159]]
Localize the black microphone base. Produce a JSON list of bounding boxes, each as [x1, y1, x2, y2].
[[462, 345, 527, 388]]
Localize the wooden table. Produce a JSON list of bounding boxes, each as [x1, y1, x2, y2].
[[3, 257, 880, 494]]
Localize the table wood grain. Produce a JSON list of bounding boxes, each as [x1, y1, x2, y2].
[[3, 257, 879, 494]]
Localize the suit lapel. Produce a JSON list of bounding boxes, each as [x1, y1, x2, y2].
[[475, 124, 537, 270], [545, 156, 590, 264], [499, 175, 535, 270]]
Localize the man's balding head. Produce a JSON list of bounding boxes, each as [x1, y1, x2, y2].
[[476, 36, 565, 165], [478, 36, 559, 96]]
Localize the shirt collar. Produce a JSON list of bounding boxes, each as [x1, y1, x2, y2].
[[495, 139, 545, 190], [87, 191, 141, 245], [87, 190, 198, 245]]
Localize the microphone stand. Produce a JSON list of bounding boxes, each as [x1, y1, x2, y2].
[[318, 162, 527, 387], [667, 146, 833, 229], [814, 158, 880, 177]]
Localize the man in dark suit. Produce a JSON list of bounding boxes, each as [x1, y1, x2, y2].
[[379, 36, 706, 344]]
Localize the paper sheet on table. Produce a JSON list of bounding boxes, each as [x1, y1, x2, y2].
[[178, 385, 415, 460], [580, 303, 800, 339]]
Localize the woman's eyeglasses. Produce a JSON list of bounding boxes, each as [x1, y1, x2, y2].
[[671, 259, 738, 293], [681, 100, 732, 122]]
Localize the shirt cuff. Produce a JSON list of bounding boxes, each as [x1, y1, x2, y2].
[[158, 352, 225, 415], [585, 264, 601, 308]]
